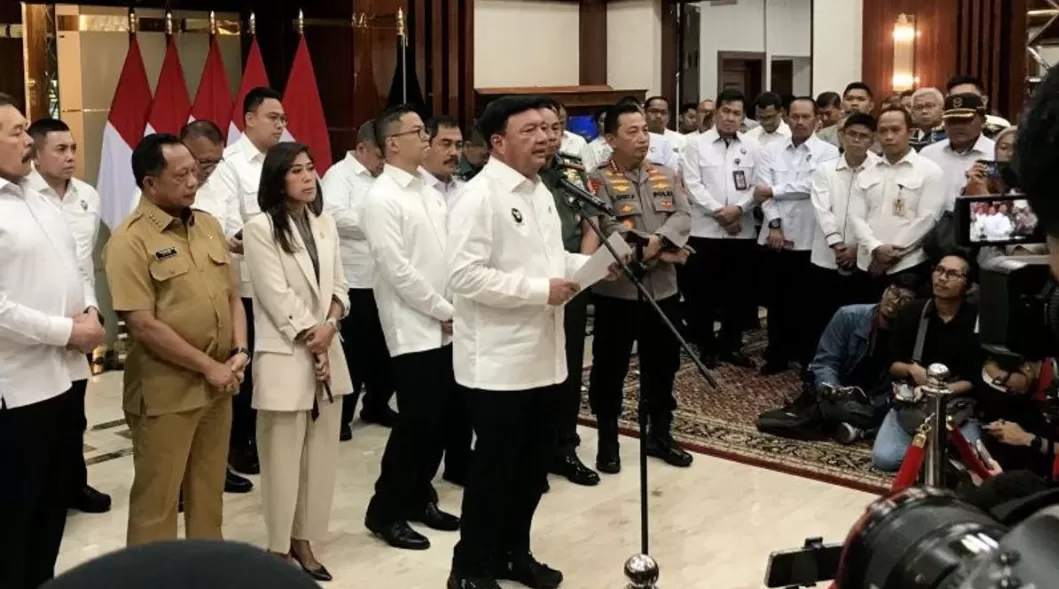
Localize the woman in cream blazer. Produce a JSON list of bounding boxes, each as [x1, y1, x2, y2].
[[243, 142, 353, 581]]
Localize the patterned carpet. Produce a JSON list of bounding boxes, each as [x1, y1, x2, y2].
[[578, 330, 894, 494]]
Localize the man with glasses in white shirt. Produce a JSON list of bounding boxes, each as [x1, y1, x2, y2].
[[849, 107, 947, 300], [321, 121, 395, 439], [24, 118, 111, 515], [753, 97, 839, 375], [808, 112, 881, 346], [0, 92, 105, 589], [363, 105, 461, 551]]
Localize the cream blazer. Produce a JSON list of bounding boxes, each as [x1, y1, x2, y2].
[[243, 210, 353, 412]]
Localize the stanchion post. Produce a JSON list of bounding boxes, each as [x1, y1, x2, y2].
[[921, 363, 952, 487]]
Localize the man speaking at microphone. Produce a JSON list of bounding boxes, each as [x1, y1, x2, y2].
[[446, 95, 602, 589], [587, 101, 694, 473]]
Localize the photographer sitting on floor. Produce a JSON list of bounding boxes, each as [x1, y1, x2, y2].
[[872, 250, 984, 471], [977, 356, 1059, 480], [755, 276, 919, 442]]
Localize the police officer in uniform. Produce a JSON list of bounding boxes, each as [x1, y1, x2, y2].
[[104, 134, 248, 546], [538, 99, 602, 487], [587, 101, 694, 473]]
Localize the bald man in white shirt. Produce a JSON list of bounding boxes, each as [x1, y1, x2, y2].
[[0, 92, 105, 589]]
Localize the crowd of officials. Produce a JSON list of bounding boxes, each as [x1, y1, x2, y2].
[[2, 70, 1051, 589]]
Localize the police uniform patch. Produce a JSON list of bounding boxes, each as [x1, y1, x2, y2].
[[154, 246, 178, 260], [619, 203, 636, 214], [511, 208, 523, 224], [80, 199, 88, 211], [588, 178, 602, 193]]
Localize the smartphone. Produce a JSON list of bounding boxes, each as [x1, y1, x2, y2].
[[954, 194, 1043, 247], [977, 159, 1001, 179], [764, 543, 843, 588], [976, 439, 995, 465]]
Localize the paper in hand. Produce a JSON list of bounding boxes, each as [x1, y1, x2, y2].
[[571, 232, 632, 290]]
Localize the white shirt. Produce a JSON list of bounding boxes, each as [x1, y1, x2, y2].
[[0, 178, 91, 408], [919, 134, 995, 211], [982, 212, 1014, 242], [755, 135, 839, 251], [129, 183, 228, 225], [582, 136, 612, 172], [419, 166, 465, 208], [560, 130, 588, 161], [647, 132, 680, 170], [744, 121, 791, 148], [207, 133, 267, 297], [810, 152, 881, 269], [849, 149, 947, 273], [25, 171, 101, 310], [681, 129, 760, 239], [321, 152, 377, 289], [446, 158, 589, 391], [362, 164, 452, 357]]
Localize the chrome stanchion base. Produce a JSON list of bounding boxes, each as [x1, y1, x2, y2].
[[624, 554, 660, 589]]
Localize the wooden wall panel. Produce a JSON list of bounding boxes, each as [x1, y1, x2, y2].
[[861, 0, 960, 108], [579, 0, 607, 85], [661, 0, 679, 107], [408, 0, 474, 126], [0, 2, 24, 107], [956, 0, 1027, 121]]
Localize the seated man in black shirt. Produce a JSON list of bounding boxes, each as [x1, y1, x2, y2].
[[978, 357, 1057, 480], [872, 250, 983, 471], [755, 276, 918, 442]]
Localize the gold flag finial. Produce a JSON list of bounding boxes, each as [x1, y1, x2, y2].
[[249, 12, 256, 36], [297, 9, 304, 35], [165, 11, 173, 36], [397, 7, 405, 38], [209, 11, 217, 35], [129, 9, 138, 35]]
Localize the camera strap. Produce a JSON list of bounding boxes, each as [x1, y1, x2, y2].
[[912, 300, 932, 365]]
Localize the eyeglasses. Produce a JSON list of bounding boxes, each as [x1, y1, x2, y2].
[[844, 131, 874, 143], [884, 286, 916, 304], [933, 266, 967, 280], [392, 127, 429, 139]]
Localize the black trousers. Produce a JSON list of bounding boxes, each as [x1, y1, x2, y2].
[[761, 248, 815, 367], [340, 288, 396, 424], [555, 291, 589, 456], [0, 390, 79, 589], [588, 294, 681, 428], [683, 237, 756, 355], [442, 386, 473, 481], [367, 346, 457, 522], [69, 378, 89, 494], [451, 385, 561, 578], [230, 297, 256, 452]]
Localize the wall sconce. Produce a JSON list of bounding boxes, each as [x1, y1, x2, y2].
[[892, 13, 918, 91]]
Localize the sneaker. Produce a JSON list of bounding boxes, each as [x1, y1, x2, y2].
[[833, 422, 864, 445]]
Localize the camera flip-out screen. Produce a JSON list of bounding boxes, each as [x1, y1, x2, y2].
[[955, 194, 1043, 247]]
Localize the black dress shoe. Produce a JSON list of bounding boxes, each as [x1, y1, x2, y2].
[[596, 424, 621, 474], [645, 434, 693, 468], [70, 485, 112, 513], [229, 446, 260, 475], [411, 502, 460, 531], [340, 422, 353, 441], [721, 351, 755, 368], [759, 362, 789, 376], [365, 518, 430, 550], [360, 406, 398, 428], [699, 353, 720, 369], [497, 552, 564, 589], [225, 468, 253, 494], [291, 551, 333, 582], [550, 454, 600, 486], [447, 573, 501, 589]]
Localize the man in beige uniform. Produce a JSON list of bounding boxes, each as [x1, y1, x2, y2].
[[104, 134, 248, 545], [586, 101, 694, 475]]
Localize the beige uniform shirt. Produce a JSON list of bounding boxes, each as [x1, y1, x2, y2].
[[589, 160, 691, 301]]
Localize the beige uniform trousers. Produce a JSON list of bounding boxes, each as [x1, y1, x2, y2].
[[125, 395, 232, 546], [257, 399, 341, 553]]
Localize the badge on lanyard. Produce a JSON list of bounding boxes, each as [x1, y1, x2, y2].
[[892, 195, 905, 216], [733, 170, 748, 191]]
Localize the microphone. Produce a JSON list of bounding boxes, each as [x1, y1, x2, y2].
[[542, 155, 616, 217]]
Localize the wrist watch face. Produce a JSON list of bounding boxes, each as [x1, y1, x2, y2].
[[768, 219, 781, 229]]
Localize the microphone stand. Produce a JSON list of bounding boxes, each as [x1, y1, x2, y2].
[[568, 198, 717, 589]]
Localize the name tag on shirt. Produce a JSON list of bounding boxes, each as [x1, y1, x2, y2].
[[892, 196, 905, 216], [733, 170, 748, 191], [154, 246, 178, 260]]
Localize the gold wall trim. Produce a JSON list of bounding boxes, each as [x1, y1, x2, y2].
[[56, 15, 240, 35], [61, 108, 109, 114]]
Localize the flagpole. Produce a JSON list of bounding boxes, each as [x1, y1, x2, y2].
[[165, 10, 172, 38], [397, 7, 407, 103]]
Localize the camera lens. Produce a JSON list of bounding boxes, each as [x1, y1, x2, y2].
[[836, 487, 1006, 589]]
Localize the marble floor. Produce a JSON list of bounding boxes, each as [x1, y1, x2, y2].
[[64, 371, 874, 589]]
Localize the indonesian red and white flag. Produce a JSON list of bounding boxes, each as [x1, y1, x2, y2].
[[283, 35, 332, 173], [145, 37, 191, 135], [227, 38, 292, 145], [190, 35, 232, 128], [97, 36, 152, 229]]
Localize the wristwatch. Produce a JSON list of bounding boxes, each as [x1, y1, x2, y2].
[[768, 219, 782, 229], [1031, 435, 1044, 452]]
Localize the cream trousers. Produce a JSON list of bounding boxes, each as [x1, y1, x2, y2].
[[256, 399, 341, 553]]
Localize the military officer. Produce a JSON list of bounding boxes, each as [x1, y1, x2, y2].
[[587, 101, 694, 474], [538, 99, 602, 488], [104, 134, 248, 546]]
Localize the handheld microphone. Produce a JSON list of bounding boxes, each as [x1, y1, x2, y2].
[[542, 156, 616, 217]]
